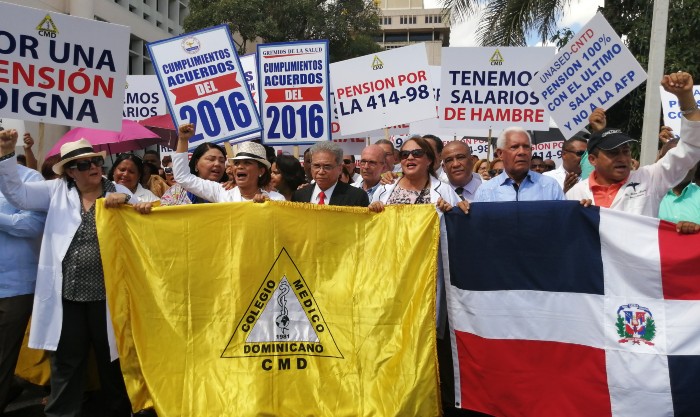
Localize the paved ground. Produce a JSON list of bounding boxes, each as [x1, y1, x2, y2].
[[3, 378, 106, 417]]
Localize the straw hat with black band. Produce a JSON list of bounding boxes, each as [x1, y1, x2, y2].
[[230, 142, 271, 168], [52, 138, 107, 175]]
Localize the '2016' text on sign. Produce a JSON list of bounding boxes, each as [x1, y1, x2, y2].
[[258, 40, 331, 145], [148, 25, 261, 149]]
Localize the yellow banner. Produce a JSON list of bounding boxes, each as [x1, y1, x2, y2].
[[96, 201, 440, 417]]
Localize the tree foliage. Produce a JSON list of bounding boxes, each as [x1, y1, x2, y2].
[[441, 0, 573, 46], [600, 0, 700, 141], [184, 0, 382, 62]]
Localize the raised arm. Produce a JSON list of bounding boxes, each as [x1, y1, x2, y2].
[[0, 129, 51, 211], [172, 123, 227, 203]]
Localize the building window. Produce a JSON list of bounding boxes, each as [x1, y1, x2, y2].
[[382, 16, 392, 25], [400, 15, 416, 25]]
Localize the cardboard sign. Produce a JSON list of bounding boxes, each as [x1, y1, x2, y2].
[[148, 25, 261, 150], [330, 44, 436, 136], [258, 40, 331, 146], [123, 76, 166, 121], [240, 53, 259, 108], [529, 12, 647, 139], [660, 85, 700, 138], [440, 47, 554, 131], [0, 2, 129, 131]]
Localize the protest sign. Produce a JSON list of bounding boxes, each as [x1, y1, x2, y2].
[[123, 76, 166, 121], [240, 54, 259, 108], [330, 44, 436, 136], [0, 2, 129, 131], [258, 40, 331, 146], [331, 92, 409, 139], [148, 25, 261, 150], [660, 85, 700, 139], [440, 47, 554, 131], [529, 12, 647, 140]]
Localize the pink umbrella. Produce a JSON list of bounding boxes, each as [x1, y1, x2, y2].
[[47, 120, 166, 156], [138, 114, 178, 149]]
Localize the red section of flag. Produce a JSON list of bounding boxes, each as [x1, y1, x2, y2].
[[454, 331, 612, 417], [171, 73, 242, 104], [659, 220, 700, 300], [265, 87, 323, 103]]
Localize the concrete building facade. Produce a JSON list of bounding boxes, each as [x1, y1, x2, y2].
[[375, 0, 450, 65]]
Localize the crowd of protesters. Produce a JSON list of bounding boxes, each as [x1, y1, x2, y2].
[[0, 72, 699, 417]]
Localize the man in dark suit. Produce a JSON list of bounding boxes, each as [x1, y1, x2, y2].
[[293, 142, 369, 207]]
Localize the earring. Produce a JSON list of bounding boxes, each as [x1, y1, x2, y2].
[[259, 174, 262, 177]]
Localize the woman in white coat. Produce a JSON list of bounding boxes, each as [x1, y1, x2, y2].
[[369, 136, 459, 212], [172, 123, 285, 203], [0, 130, 135, 417]]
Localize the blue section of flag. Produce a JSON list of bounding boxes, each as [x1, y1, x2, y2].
[[444, 201, 604, 295], [668, 355, 700, 415], [625, 311, 633, 323]]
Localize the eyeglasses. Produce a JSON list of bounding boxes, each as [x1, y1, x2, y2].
[[488, 169, 504, 177], [311, 163, 337, 172], [66, 156, 104, 171], [164, 167, 173, 174], [399, 149, 426, 160], [359, 159, 379, 167], [343, 159, 353, 165], [564, 149, 586, 157]]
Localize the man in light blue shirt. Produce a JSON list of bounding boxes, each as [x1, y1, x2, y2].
[[0, 162, 45, 412], [474, 127, 565, 202]]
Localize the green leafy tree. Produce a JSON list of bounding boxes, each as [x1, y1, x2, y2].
[[440, 0, 574, 46], [185, 0, 382, 62], [600, 0, 700, 142]]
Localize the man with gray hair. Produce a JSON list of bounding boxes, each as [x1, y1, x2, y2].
[[474, 126, 564, 202], [352, 145, 386, 198], [292, 141, 369, 206]]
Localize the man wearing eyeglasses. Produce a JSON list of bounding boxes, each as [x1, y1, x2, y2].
[[293, 142, 369, 207], [544, 136, 588, 193], [567, 71, 700, 232], [351, 145, 386, 198]]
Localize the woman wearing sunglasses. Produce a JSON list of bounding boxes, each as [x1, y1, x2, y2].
[[0, 133, 139, 417], [369, 136, 459, 212], [108, 154, 159, 203]]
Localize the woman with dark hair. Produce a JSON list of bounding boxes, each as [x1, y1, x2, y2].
[[168, 124, 284, 202], [159, 137, 229, 206], [270, 154, 305, 201], [369, 136, 459, 211], [108, 154, 159, 202]]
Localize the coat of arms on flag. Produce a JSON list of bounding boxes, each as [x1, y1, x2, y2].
[[616, 303, 655, 346]]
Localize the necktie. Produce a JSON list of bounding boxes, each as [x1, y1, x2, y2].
[[318, 191, 326, 205], [454, 186, 465, 201]]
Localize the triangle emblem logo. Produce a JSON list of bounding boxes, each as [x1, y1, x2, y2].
[[221, 248, 343, 359]]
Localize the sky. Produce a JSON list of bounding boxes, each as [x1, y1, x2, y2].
[[423, 0, 605, 47]]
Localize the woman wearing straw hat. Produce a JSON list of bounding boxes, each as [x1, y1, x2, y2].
[[0, 130, 136, 417], [170, 123, 284, 203]]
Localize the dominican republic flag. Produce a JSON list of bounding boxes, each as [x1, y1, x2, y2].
[[442, 201, 700, 417]]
